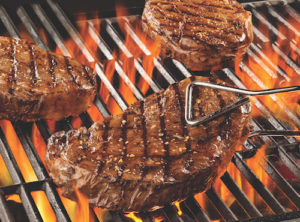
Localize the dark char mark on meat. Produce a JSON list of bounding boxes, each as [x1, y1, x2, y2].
[[116, 112, 128, 183], [96, 119, 110, 175], [64, 56, 81, 87], [140, 100, 149, 180], [190, 75, 212, 143], [152, 2, 240, 23], [173, 83, 192, 170], [209, 76, 226, 108], [82, 65, 95, 86], [157, 93, 170, 181], [47, 52, 57, 87], [27, 42, 40, 84], [8, 38, 17, 94]]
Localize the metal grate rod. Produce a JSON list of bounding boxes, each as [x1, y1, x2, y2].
[[205, 188, 238, 221], [233, 152, 287, 213]]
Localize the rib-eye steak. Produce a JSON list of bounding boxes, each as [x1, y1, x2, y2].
[[46, 76, 251, 211], [142, 0, 253, 71], [0, 36, 97, 122]]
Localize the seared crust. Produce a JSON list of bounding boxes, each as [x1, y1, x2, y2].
[[142, 0, 253, 71], [0, 36, 97, 121], [46, 76, 251, 211]]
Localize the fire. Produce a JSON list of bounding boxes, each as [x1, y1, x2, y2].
[[32, 123, 47, 166], [4, 2, 296, 222], [125, 213, 143, 222], [73, 185, 91, 222], [6, 194, 21, 203], [0, 120, 37, 182], [0, 152, 13, 186], [32, 191, 56, 222], [174, 202, 183, 216], [235, 16, 300, 125]]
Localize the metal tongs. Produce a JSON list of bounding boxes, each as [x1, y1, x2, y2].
[[185, 81, 300, 137]]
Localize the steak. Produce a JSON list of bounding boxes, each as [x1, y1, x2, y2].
[[142, 0, 253, 71], [0, 36, 97, 122], [46, 76, 251, 212]]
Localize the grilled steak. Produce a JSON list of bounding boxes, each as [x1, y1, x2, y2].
[[0, 36, 97, 122], [142, 0, 253, 71], [46, 76, 251, 211]]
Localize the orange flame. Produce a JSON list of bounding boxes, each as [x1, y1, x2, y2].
[[125, 213, 143, 222], [0, 153, 13, 186], [32, 191, 56, 222], [6, 194, 21, 203], [235, 16, 300, 125], [174, 201, 183, 216], [0, 120, 37, 182], [32, 123, 47, 166], [73, 185, 90, 222]]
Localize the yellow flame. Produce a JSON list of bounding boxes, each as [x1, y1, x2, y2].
[[125, 213, 143, 222]]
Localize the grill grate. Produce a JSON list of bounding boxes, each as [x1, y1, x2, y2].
[[0, 0, 299, 221]]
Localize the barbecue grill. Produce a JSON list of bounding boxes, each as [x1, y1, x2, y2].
[[0, 0, 299, 221]]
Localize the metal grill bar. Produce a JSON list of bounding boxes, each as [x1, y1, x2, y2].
[[0, 0, 299, 221], [206, 188, 238, 221], [221, 172, 263, 218], [180, 197, 211, 222], [233, 152, 287, 214]]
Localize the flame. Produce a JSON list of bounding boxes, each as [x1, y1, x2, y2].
[[235, 16, 300, 125], [0, 120, 37, 182], [32, 191, 56, 222], [32, 123, 47, 166], [93, 208, 104, 221], [125, 213, 143, 222], [154, 217, 164, 222], [174, 201, 183, 216], [114, 3, 161, 104], [73, 185, 90, 222], [6, 194, 21, 203], [0, 152, 13, 186]]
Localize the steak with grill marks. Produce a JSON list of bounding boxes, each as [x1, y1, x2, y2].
[[142, 0, 253, 71], [0, 36, 97, 122], [46, 76, 251, 212]]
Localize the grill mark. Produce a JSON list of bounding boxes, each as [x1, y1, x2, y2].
[[47, 52, 57, 87], [209, 77, 226, 108], [157, 20, 242, 37], [173, 83, 193, 170], [82, 65, 95, 86], [157, 93, 170, 181], [27, 43, 40, 84], [191, 76, 212, 138], [8, 39, 17, 94], [116, 113, 128, 182], [140, 101, 149, 180], [152, 4, 241, 23], [96, 120, 110, 175], [147, 21, 213, 49], [150, 1, 240, 11], [173, 84, 189, 146], [64, 56, 81, 87]]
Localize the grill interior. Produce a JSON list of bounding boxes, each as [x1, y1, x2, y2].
[[0, 0, 299, 221]]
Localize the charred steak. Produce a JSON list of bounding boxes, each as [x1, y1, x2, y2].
[[0, 36, 97, 122], [46, 76, 251, 211], [142, 0, 253, 71]]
